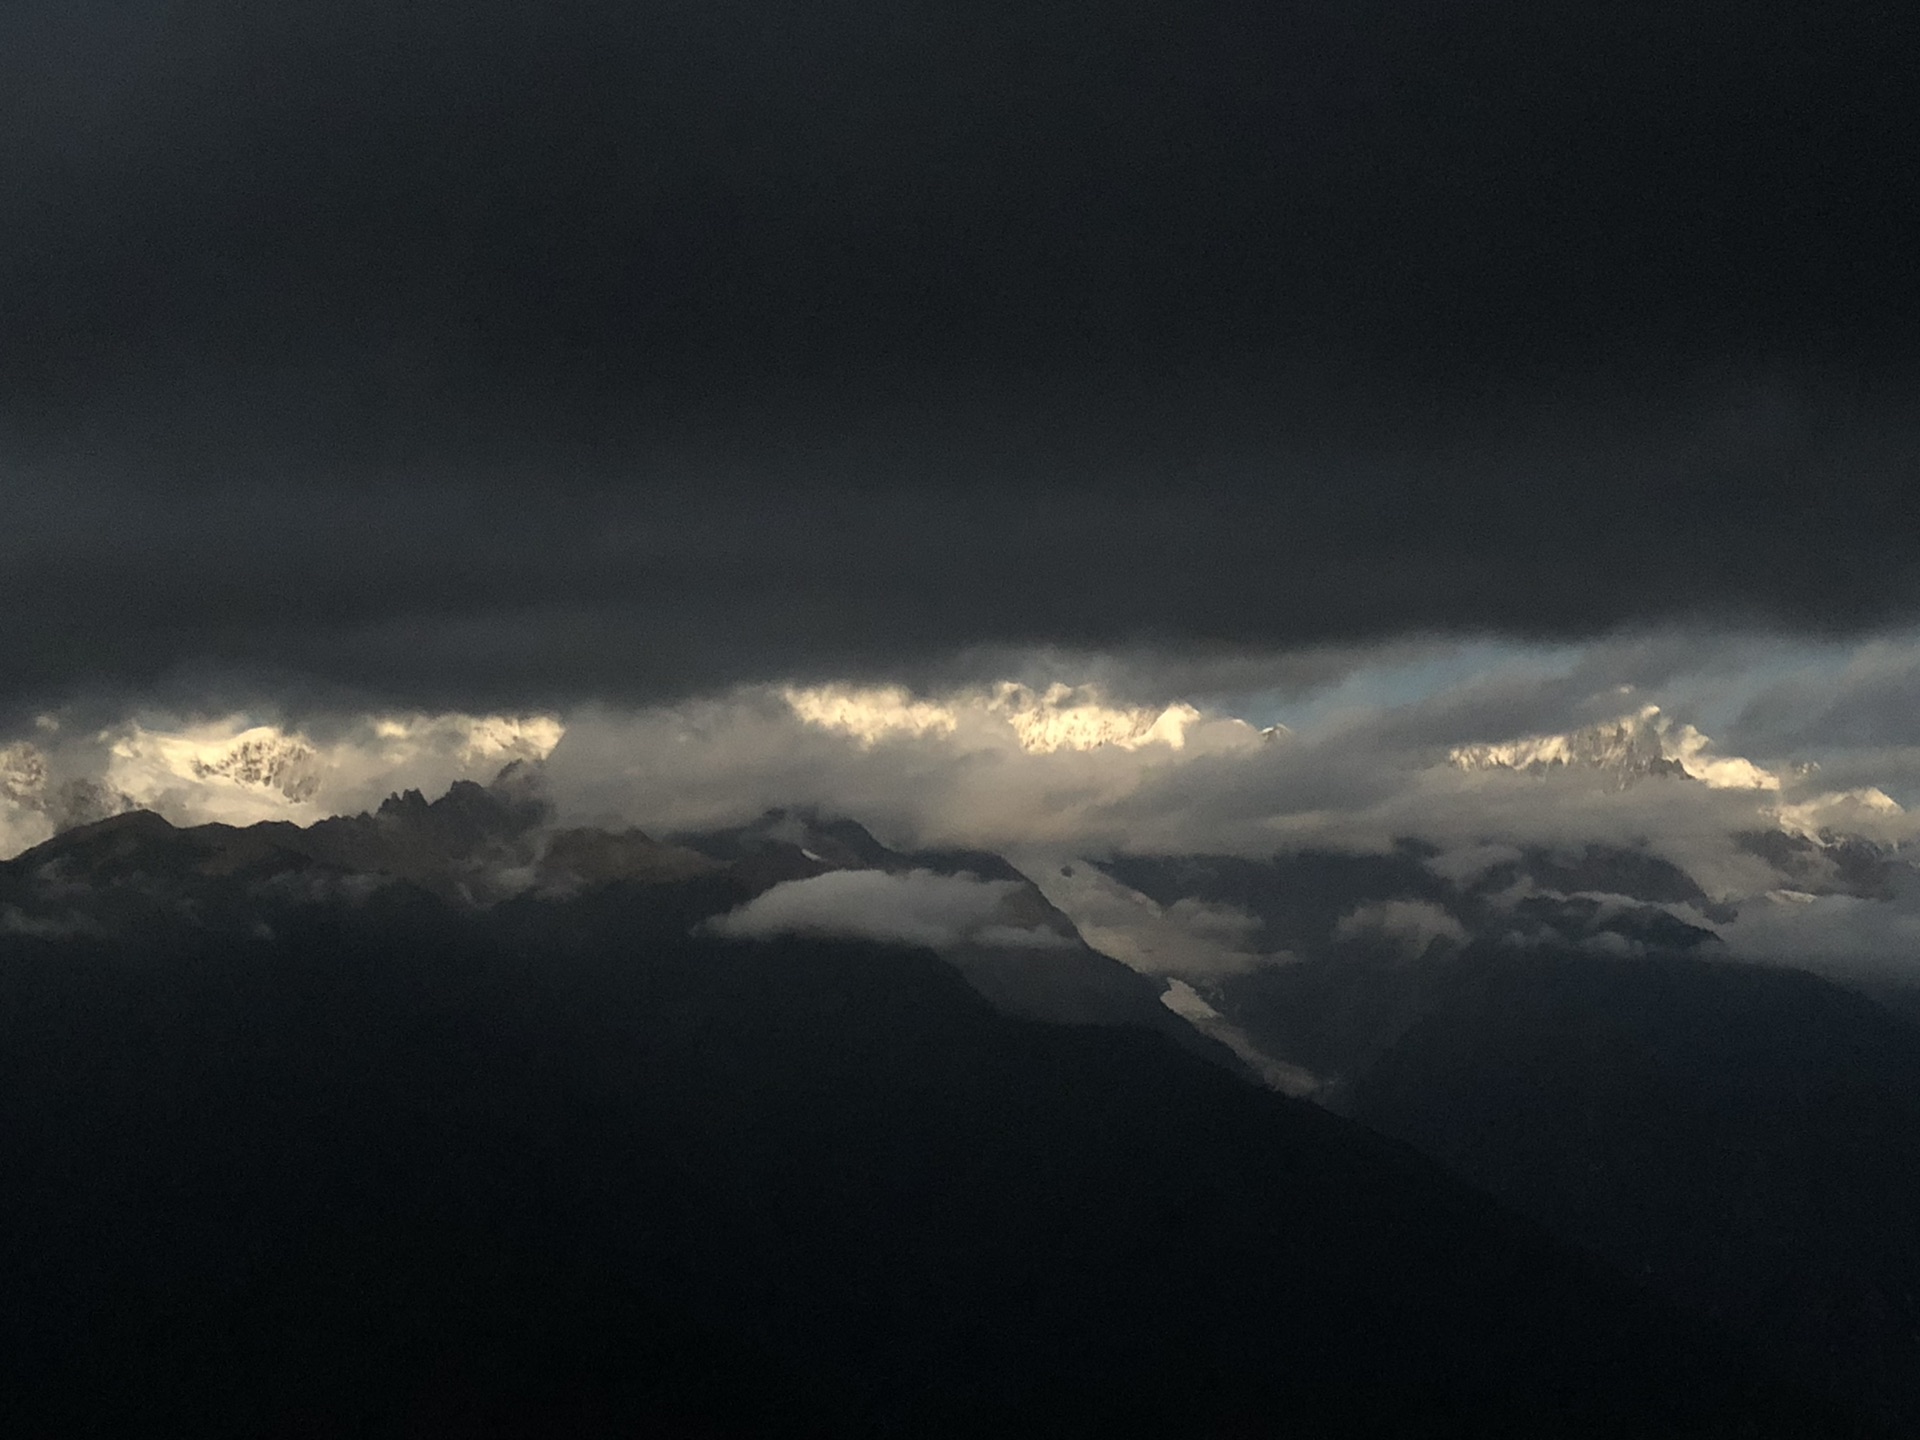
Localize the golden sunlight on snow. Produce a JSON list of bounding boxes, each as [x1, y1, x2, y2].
[[1449, 705, 1782, 790], [91, 712, 566, 828]]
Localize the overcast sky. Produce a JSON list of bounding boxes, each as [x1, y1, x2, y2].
[[3, 2, 1917, 723]]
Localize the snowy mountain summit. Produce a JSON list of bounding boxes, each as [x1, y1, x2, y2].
[[1448, 705, 1780, 790], [189, 731, 325, 802]]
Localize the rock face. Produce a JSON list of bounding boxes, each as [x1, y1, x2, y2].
[[189, 733, 325, 802], [536, 825, 723, 889]]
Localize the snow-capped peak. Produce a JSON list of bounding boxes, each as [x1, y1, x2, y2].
[[190, 731, 326, 802], [1448, 706, 1781, 791], [987, 683, 1201, 753]]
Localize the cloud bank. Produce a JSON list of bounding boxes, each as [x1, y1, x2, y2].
[[7, 631, 1920, 982]]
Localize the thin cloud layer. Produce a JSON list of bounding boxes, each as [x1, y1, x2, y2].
[[1716, 890, 1920, 981], [705, 869, 1071, 952], [1334, 901, 1469, 959], [1009, 856, 1279, 980]]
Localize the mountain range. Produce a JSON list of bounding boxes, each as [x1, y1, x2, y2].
[[6, 765, 1920, 1431]]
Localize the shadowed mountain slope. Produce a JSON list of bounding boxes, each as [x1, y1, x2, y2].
[[1, 794, 1247, 1076], [1345, 949, 1920, 1430], [0, 890, 1872, 1438]]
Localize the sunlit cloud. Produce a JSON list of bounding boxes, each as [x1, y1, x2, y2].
[[781, 680, 1271, 754]]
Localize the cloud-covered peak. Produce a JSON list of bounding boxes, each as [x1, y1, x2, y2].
[[0, 736, 137, 850], [987, 683, 1209, 754], [1775, 787, 1907, 845]]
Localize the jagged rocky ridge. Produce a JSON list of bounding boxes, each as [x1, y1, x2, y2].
[[0, 775, 1244, 1076]]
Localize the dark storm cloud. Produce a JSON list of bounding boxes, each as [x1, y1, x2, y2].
[[2, 2, 1916, 709], [1735, 645, 1920, 751]]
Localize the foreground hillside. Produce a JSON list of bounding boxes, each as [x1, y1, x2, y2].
[[0, 878, 1863, 1436], [1345, 950, 1920, 1430]]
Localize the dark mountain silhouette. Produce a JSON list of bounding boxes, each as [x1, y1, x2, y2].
[[1733, 828, 1910, 901], [1094, 845, 1722, 1088], [1052, 844, 1920, 1429], [1100, 842, 1724, 966], [0, 790, 1246, 1075], [672, 807, 1242, 1063], [0, 884, 1868, 1437], [3, 791, 1908, 1433], [1344, 949, 1920, 1431]]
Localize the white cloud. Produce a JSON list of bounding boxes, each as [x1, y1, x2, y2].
[[541, 686, 1273, 857], [1733, 639, 1920, 751], [1010, 854, 1281, 978], [703, 868, 1071, 951], [1775, 787, 1912, 844], [1422, 843, 1523, 886], [3, 656, 1867, 907], [781, 685, 959, 746], [1333, 900, 1468, 958], [1716, 890, 1920, 981], [780, 680, 1264, 755]]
